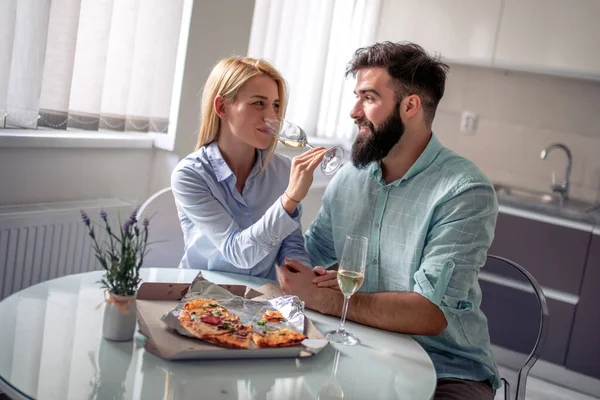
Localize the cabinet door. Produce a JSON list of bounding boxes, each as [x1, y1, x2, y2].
[[376, 0, 502, 65], [480, 276, 575, 365], [488, 213, 590, 294], [494, 0, 600, 78], [565, 233, 600, 379]]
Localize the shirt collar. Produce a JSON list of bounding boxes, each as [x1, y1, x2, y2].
[[205, 141, 264, 182], [370, 133, 443, 186]]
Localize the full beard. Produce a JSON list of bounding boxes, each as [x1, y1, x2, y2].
[[351, 106, 404, 169]]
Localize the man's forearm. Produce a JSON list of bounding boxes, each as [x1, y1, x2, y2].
[[314, 289, 447, 336]]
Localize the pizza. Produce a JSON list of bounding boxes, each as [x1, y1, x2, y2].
[[177, 299, 306, 349], [252, 328, 307, 348], [183, 298, 240, 323], [178, 300, 252, 349], [263, 309, 286, 322]]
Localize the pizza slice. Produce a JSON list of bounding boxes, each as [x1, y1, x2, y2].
[[203, 323, 253, 349], [178, 309, 225, 337], [183, 299, 240, 323], [263, 309, 286, 322], [252, 328, 307, 348]]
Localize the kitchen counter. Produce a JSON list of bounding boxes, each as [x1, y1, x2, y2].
[[496, 192, 599, 232]]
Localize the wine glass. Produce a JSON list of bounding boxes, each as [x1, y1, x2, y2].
[[265, 119, 344, 175], [325, 234, 368, 345]]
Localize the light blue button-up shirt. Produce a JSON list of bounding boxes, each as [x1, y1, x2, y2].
[[305, 134, 500, 388], [171, 141, 312, 280]]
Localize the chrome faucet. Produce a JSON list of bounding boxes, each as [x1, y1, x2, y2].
[[540, 143, 572, 204]]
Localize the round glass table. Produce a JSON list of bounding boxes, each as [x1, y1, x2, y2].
[[0, 268, 436, 399]]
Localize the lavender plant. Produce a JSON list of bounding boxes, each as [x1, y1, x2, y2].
[[80, 208, 150, 296]]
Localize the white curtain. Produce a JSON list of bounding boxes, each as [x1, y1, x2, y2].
[[248, 0, 382, 142], [0, 0, 184, 133]]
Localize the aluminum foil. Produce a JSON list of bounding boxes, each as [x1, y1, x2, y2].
[[161, 272, 306, 340]]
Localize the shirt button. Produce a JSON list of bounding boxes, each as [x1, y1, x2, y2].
[[374, 222, 379, 228], [372, 259, 377, 265], [383, 187, 389, 192], [446, 260, 455, 268]]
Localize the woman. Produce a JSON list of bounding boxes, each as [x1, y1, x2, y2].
[[171, 56, 327, 280]]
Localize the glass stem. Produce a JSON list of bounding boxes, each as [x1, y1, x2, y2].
[[338, 295, 351, 331], [305, 143, 315, 149]]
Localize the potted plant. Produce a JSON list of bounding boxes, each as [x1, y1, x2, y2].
[[80, 208, 150, 341]]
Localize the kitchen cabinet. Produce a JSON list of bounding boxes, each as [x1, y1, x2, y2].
[[481, 211, 593, 365], [376, 0, 502, 66], [494, 0, 600, 79], [565, 231, 600, 379], [480, 277, 576, 365], [488, 212, 590, 294], [376, 0, 600, 79]]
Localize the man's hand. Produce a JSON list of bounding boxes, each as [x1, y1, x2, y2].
[[312, 267, 339, 289], [277, 259, 333, 312]]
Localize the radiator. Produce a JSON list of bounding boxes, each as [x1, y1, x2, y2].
[[0, 199, 134, 300]]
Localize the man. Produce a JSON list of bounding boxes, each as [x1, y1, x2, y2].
[[278, 41, 499, 399]]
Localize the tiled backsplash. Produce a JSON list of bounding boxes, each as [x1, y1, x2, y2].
[[433, 64, 600, 204]]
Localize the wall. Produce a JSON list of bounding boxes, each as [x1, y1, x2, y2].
[[0, 147, 154, 206], [433, 64, 600, 204], [172, 0, 257, 158]]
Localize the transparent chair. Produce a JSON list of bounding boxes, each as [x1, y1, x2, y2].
[[482, 255, 550, 400], [138, 187, 184, 268]]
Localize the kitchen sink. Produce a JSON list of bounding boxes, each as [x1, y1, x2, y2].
[[493, 183, 558, 204], [493, 183, 596, 217]]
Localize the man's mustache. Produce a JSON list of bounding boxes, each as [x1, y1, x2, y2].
[[354, 119, 371, 128]]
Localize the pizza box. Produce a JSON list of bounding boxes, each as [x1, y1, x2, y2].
[[136, 281, 328, 360]]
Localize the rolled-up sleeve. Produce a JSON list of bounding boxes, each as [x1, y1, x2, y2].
[[171, 166, 301, 270], [413, 182, 498, 312]]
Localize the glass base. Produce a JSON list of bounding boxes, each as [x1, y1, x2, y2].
[[325, 328, 360, 346], [320, 146, 344, 175]]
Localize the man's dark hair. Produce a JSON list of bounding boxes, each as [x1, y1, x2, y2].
[[346, 41, 449, 125]]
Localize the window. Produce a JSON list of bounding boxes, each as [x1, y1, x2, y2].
[[247, 0, 382, 144], [0, 0, 184, 135]]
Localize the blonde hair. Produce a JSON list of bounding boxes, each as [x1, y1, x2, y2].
[[195, 56, 288, 171]]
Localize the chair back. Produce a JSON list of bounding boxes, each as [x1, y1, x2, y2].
[[483, 255, 550, 400], [138, 187, 184, 268]]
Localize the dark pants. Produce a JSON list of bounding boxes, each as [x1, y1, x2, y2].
[[434, 378, 496, 400]]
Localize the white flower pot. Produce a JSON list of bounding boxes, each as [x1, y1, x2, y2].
[[102, 293, 137, 341]]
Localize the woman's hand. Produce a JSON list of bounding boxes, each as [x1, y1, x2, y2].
[[281, 147, 328, 214]]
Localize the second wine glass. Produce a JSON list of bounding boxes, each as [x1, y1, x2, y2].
[[325, 234, 368, 346], [265, 119, 344, 175]]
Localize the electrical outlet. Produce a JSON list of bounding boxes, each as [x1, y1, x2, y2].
[[460, 111, 478, 134]]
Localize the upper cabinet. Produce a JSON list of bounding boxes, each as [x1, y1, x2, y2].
[[494, 0, 600, 79], [376, 0, 600, 79], [376, 0, 503, 66]]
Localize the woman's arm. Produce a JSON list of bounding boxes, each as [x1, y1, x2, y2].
[[172, 166, 301, 270]]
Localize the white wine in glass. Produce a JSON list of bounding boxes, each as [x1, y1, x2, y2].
[[337, 270, 364, 295], [265, 119, 344, 175], [325, 234, 368, 346]]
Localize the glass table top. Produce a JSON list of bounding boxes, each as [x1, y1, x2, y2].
[[0, 268, 436, 400]]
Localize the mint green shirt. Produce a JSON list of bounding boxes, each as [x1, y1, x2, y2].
[[305, 134, 500, 388]]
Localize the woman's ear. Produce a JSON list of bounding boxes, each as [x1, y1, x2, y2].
[[214, 95, 226, 119]]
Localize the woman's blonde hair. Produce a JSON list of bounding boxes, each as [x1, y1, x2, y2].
[[195, 56, 287, 170]]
